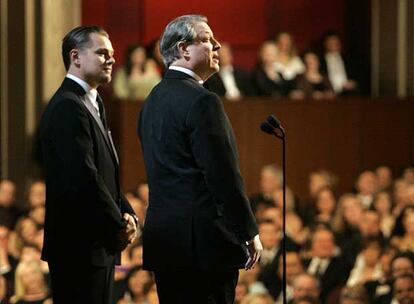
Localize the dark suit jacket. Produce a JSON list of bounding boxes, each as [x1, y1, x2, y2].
[[204, 66, 254, 97], [138, 69, 258, 271], [38, 78, 135, 267], [303, 255, 352, 303]]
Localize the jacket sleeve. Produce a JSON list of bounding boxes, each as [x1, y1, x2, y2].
[[49, 98, 126, 232], [186, 91, 258, 243]]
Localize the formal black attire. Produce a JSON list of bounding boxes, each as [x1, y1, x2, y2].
[[38, 77, 136, 304], [303, 255, 352, 304], [138, 69, 258, 303]]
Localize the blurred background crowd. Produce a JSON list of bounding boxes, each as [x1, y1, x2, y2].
[[1, 163, 414, 303], [111, 31, 364, 103]]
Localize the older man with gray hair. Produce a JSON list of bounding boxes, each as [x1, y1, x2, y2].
[[138, 15, 262, 303]]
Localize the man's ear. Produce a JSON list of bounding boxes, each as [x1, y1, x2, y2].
[[177, 41, 190, 60], [69, 49, 81, 68]]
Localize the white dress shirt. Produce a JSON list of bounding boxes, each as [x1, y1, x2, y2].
[[219, 66, 241, 100], [325, 52, 348, 93], [66, 73, 100, 117], [169, 66, 204, 84]]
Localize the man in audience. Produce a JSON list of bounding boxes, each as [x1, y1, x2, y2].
[[303, 228, 351, 303], [320, 32, 359, 96], [376, 166, 393, 192], [290, 273, 321, 304], [204, 43, 253, 100], [366, 251, 414, 303], [257, 220, 300, 299], [0, 180, 22, 229], [275, 251, 304, 302], [355, 170, 378, 209], [392, 273, 414, 304]]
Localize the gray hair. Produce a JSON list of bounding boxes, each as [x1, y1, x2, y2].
[[159, 15, 208, 67]]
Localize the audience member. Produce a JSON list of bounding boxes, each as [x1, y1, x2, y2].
[[392, 273, 414, 304], [355, 170, 378, 209], [252, 41, 291, 97], [320, 33, 359, 96], [274, 32, 305, 82], [295, 51, 335, 100], [373, 191, 395, 238], [346, 237, 384, 287], [0, 180, 22, 229], [11, 260, 51, 304], [249, 164, 282, 214], [116, 266, 152, 304], [240, 293, 275, 304], [303, 228, 351, 303], [376, 166, 393, 192], [113, 44, 161, 100], [291, 273, 321, 303], [338, 284, 368, 304], [205, 43, 254, 100]]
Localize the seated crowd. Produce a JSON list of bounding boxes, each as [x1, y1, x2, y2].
[[1, 163, 414, 303], [113, 32, 363, 101]]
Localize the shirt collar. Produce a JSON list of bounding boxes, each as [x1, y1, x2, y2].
[[169, 66, 204, 84], [66, 74, 98, 99]]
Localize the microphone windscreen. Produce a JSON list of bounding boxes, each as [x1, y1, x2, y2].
[[260, 122, 275, 135], [267, 115, 282, 129]]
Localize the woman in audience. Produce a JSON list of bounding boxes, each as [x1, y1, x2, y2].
[[252, 41, 291, 97], [391, 207, 414, 252], [113, 43, 161, 100], [307, 187, 337, 228], [295, 51, 336, 100], [240, 293, 275, 304], [117, 266, 152, 304], [333, 194, 363, 248], [11, 260, 51, 304], [373, 191, 395, 238], [274, 32, 305, 82], [346, 237, 384, 286]]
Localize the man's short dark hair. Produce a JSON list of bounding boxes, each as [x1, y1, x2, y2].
[[62, 26, 109, 71]]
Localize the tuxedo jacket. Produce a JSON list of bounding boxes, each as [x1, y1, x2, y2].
[[38, 78, 135, 267], [138, 69, 258, 271], [204, 66, 254, 97]]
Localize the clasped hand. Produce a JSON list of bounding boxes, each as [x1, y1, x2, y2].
[[116, 213, 138, 251]]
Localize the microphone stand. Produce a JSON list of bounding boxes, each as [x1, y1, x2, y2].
[[260, 121, 287, 304]]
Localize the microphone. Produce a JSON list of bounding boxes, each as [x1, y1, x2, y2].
[[260, 122, 276, 135], [267, 115, 284, 131]]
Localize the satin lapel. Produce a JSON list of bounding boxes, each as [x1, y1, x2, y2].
[[81, 97, 118, 164]]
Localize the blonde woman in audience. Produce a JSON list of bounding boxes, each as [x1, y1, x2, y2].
[[113, 44, 161, 100], [11, 260, 51, 304], [372, 191, 395, 238], [240, 293, 275, 304], [274, 32, 305, 81], [332, 194, 363, 247], [346, 238, 384, 287], [252, 41, 291, 97]]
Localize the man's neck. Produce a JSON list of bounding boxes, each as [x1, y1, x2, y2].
[[66, 69, 98, 90]]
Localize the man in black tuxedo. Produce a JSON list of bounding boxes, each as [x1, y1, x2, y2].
[[138, 15, 262, 304], [37, 26, 138, 304]]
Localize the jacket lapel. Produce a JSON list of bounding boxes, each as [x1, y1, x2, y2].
[[62, 78, 119, 165]]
